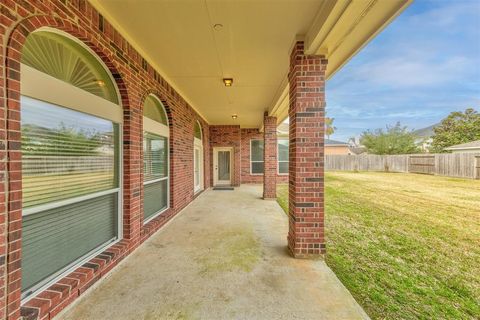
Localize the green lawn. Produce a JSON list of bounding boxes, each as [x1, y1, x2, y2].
[[277, 172, 480, 320]]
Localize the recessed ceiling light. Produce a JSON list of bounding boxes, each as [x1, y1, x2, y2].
[[223, 78, 233, 87], [232, 114, 238, 120], [213, 24, 223, 31]]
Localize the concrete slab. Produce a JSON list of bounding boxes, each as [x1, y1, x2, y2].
[[58, 185, 369, 320]]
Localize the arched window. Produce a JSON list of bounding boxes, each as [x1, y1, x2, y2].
[[22, 31, 119, 104], [193, 121, 204, 193], [143, 95, 169, 223], [194, 121, 202, 140], [20, 30, 122, 299]]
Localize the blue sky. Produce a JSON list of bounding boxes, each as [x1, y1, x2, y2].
[[326, 0, 480, 141]]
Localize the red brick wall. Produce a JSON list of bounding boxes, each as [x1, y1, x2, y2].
[[263, 114, 277, 199], [240, 129, 263, 184], [287, 41, 327, 258], [209, 125, 241, 187], [240, 129, 288, 184], [0, 1, 211, 319]]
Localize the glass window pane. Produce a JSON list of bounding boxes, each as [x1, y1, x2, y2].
[[144, 132, 168, 181], [194, 121, 202, 140], [22, 31, 118, 104], [218, 151, 231, 180], [252, 162, 264, 174], [251, 140, 264, 162], [279, 161, 289, 174], [21, 97, 118, 208], [278, 140, 289, 161], [143, 95, 167, 125], [194, 148, 200, 186], [22, 192, 117, 291], [144, 179, 168, 220]]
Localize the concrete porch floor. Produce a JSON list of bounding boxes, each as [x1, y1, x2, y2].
[[58, 185, 369, 320]]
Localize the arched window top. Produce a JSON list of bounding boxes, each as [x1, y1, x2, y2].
[[143, 95, 168, 125], [21, 31, 119, 104], [194, 121, 202, 140]]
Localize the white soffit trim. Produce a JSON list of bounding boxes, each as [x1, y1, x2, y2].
[[305, 0, 413, 79], [21, 64, 123, 123], [89, 0, 209, 125], [267, 0, 412, 129]]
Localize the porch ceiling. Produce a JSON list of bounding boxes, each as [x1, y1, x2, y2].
[[90, 0, 411, 128]]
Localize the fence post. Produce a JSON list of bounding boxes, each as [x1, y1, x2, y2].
[[475, 156, 480, 179]]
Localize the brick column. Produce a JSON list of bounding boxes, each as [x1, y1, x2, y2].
[[287, 41, 327, 258], [263, 112, 277, 199]]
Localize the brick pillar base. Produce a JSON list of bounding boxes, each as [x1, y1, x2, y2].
[[263, 112, 277, 199], [287, 41, 327, 258]]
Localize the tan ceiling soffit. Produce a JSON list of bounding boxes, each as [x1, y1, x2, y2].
[[89, 0, 209, 124], [269, 0, 412, 126]]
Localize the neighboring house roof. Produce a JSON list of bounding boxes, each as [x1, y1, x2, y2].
[[325, 139, 348, 146], [445, 140, 480, 151]]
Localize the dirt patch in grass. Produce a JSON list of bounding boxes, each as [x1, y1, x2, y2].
[[195, 227, 261, 275], [277, 172, 480, 319]]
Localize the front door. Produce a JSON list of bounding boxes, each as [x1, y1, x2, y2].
[[214, 147, 233, 186]]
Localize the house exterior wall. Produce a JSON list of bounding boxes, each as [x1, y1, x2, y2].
[[209, 125, 241, 187], [0, 2, 211, 319], [325, 145, 351, 155], [449, 148, 480, 154], [240, 129, 288, 184]]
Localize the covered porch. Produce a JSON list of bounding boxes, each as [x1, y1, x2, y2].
[[58, 185, 368, 320], [0, 0, 411, 319]]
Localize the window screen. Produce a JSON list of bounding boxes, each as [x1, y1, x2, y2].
[[251, 140, 264, 174], [278, 139, 289, 175]]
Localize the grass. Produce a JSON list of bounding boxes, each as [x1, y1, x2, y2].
[[277, 172, 480, 320]]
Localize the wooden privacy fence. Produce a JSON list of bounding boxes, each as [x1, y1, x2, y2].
[[325, 153, 480, 179]]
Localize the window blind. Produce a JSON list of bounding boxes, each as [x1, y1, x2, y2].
[[22, 97, 118, 208], [278, 140, 289, 174], [251, 140, 264, 174], [143, 132, 168, 221], [21, 96, 120, 295]]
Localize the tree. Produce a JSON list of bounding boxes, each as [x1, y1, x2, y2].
[[325, 117, 336, 139], [360, 122, 420, 155], [22, 123, 103, 156], [430, 108, 480, 153]]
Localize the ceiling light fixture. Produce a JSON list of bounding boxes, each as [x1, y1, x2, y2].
[[232, 114, 238, 120], [94, 79, 106, 87], [223, 78, 233, 87]]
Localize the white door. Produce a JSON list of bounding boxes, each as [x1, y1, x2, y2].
[[194, 143, 203, 193], [214, 147, 233, 186]]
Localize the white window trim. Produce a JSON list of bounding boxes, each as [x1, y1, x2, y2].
[[21, 64, 123, 123], [277, 138, 289, 175], [250, 139, 264, 175], [194, 137, 204, 193], [20, 45, 123, 301], [142, 95, 170, 224]]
